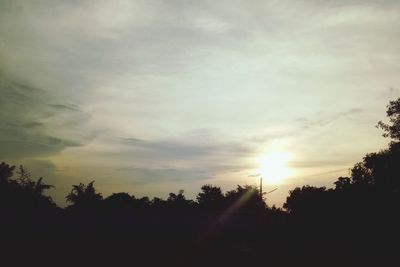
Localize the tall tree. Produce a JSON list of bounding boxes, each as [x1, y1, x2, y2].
[[377, 97, 400, 141]]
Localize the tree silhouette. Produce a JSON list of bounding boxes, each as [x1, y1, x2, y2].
[[168, 189, 186, 202], [283, 186, 327, 215], [349, 143, 400, 192], [225, 185, 265, 212], [334, 177, 352, 191], [0, 162, 15, 184], [104, 192, 135, 210], [377, 97, 400, 141], [350, 162, 374, 186], [33, 177, 55, 195], [166, 190, 195, 212], [66, 181, 103, 208], [0, 162, 16, 209], [0, 162, 56, 233], [13, 165, 55, 196], [15, 165, 32, 187], [197, 184, 224, 210]]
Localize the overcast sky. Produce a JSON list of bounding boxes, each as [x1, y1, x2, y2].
[[1, 0, 399, 206]]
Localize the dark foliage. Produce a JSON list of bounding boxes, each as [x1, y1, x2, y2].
[[377, 97, 400, 141], [0, 163, 56, 214], [66, 181, 103, 210]]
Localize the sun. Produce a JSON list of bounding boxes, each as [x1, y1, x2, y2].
[[257, 151, 293, 185]]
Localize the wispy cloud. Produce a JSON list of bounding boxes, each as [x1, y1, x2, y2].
[[296, 108, 364, 130], [0, 73, 91, 159]]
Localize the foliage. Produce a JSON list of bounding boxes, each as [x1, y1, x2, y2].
[[0, 162, 56, 214], [0, 162, 15, 183], [283, 185, 327, 214], [225, 185, 265, 212], [66, 181, 103, 207], [377, 97, 400, 141], [334, 177, 351, 190], [196, 184, 224, 209]]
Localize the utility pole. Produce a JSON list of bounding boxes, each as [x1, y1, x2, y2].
[[260, 176, 263, 199]]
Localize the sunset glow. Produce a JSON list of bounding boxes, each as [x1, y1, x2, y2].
[[0, 0, 398, 207]]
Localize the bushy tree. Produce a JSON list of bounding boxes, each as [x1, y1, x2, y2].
[[14, 165, 54, 196], [196, 184, 224, 209], [66, 181, 103, 208], [334, 177, 352, 191], [350, 143, 400, 191], [377, 97, 400, 141], [104, 192, 135, 210], [283, 186, 327, 215], [334, 98, 400, 192], [225, 185, 265, 212], [167, 190, 194, 211], [0, 163, 55, 213]]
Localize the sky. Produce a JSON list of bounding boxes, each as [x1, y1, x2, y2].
[[1, 0, 399, 207]]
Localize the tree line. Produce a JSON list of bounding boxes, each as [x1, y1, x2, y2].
[[1, 98, 400, 266], [2, 98, 399, 216]]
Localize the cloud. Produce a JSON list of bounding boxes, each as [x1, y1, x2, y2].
[[49, 104, 81, 112], [249, 108, 365, 145], [0, 73, 91, 159], [296, 108, 364, 130], [114, 166, 212, 185], [289, 160, 351, 169], [112, 135, 257, 173], [122, 137, 144, 143]]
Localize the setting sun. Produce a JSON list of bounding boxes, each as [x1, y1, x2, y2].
[[257, 152, 293, 185]]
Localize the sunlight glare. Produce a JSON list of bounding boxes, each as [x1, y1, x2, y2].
[[257, 151, 293, 185]]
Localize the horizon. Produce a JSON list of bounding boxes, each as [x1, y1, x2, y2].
[[1, 0, 400, 207]]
